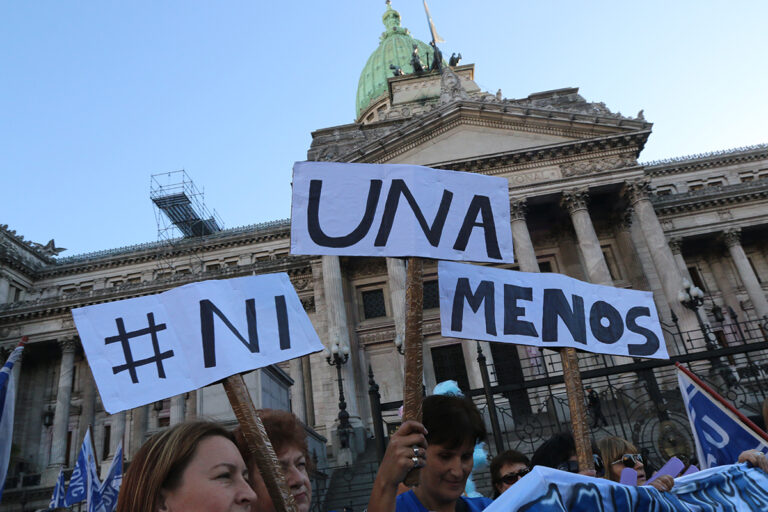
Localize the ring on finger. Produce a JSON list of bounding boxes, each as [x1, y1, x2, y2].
[[413, 446, 420, 457], [411, 456, 419, 468]]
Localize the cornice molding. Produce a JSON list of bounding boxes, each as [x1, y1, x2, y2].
[[642, 143, 768, 177], [651, 179, 768, 215]]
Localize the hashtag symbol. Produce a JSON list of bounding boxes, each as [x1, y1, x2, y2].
[[105, 312, 174, 384]]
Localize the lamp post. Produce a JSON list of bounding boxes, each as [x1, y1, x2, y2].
[[678, 279, 734, 386], [325, 344, 352, 449]]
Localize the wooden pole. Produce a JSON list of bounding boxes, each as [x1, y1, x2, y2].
[[223, 374, 297, 512], [402, 257, 424, 486], [560, 347, 594, 473]]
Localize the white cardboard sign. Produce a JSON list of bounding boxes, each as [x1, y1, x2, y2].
[[439, 261, 669, 359], [290, 161, 515, 263], [71, 274, 323, 413]]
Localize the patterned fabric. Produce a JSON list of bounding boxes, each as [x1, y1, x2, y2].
[[396, 489, 492, 512]]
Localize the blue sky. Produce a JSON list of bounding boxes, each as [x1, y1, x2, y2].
[[2, 1, 766, 256]]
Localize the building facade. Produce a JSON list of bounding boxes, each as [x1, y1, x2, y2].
[[2, 3, 767, 510]]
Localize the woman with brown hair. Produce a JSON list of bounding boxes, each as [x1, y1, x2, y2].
[[117, 420, 256, 512], [233, 409, 313, 512], [597, 436, 673, 492]]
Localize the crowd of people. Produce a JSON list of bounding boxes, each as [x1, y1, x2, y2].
[[114, 394, 768, 512]]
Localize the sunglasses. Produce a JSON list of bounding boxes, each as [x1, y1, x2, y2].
[[611, 454, 644, 467], [500, 467, 530, 485], [557, 454, 605, 477]]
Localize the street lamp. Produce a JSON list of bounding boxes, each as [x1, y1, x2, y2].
[[325, 344, 352, 449]]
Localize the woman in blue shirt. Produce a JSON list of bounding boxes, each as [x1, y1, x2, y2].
[[368, 395, 492, 512]]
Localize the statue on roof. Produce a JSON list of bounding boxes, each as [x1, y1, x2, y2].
[[411, 45, 424, 74], [389, 64, 404, 76], [429, 41, 443, 72], [449, 52, 462, 67], [30, 239, 67, 256]]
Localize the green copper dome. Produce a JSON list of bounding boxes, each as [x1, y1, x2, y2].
[[355, 2, 436, 119]]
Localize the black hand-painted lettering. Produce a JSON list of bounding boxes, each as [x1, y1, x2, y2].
[[453, 195, 502, 259], [307, 179, 382, 247], [275, 295, 291, 350], [451, 278, 496, 335], [589, 300, 624, 344], [626, 306, 660, 356], [373, 179, 453, 247], [542, 289, 586, 344], [200, 298, 259, 368], [105, 312, 173, 383], [503, 284, 538, 337]]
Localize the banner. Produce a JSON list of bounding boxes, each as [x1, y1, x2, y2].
[[678, 367, 768, 469], [290, 161, 514, 263], [99, 441, 122, 512], [0, 343, 23, 502], [64, 429, 97, 506], [486, 464, 768, 512], [72, 273, 324, 414], [49, 469, 67, 509], [439, 261, 668, 359]]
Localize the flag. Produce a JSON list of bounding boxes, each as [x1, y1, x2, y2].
[[677, 363, 768, 469], [86, 443, 104, 512], [0, 341, 25, 502], [65, 428, 99, 506], [49, 469, 67, 509], [422, 0, 444, 43], [98, 442, 122, 512]]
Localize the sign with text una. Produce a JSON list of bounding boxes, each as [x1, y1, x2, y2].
[[290, 161, 515, 263], [71, 274, 323, 414], [439, 261, 669, 359]]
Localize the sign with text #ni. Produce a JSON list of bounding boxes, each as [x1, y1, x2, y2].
[[290, 161, 515, 263], [439, 261, 669, 359], [72, 274, 323, 414]]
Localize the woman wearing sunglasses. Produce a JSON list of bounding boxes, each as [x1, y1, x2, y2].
[[597, 436, 674, 492], [489, 450, 530, 498]]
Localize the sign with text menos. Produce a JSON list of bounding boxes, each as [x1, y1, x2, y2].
[[290, 161, 515, 263], [439, 261, 669, 359], [72, 274, 323, 413]]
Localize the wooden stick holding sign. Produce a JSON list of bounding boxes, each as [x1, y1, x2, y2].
[[560, 347, 593, 473], [402, 257, 424, 486], [223, 374, 297, 512]]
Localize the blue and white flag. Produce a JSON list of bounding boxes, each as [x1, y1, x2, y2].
[[98, 442, 122, 512], [49, 468, 67, 509], [86, 443, 105, 512], [678, 366, 768, 469], [65, 429, 99, 506], [0, 342, 24, 502]]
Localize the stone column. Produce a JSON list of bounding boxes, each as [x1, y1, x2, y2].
[[723, 229, 768, 319], [77, 367, 96, 443], [561, 189, 613, 285], [668, 238, 690, 277], [624, 180, 698, 333], [321, 256, 360, 419], [510, 199, 539, 273], [385, 258, 406, 389], [130, 405, 148, 457], [49, 338, 76, 467], [301, 355, 315, 427], [509, 198, 547, 374], [169, 394, 186, 426], [185, 390, 197, 420], [109, 411, 126, 457], [289, 357, 307, 423]]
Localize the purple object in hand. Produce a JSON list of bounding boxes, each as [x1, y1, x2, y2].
[[646, 457, 685, 484], [620, 467, 638, 486], [682, 465, 699, 475]]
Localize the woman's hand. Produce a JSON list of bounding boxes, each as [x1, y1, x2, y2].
[[738, 450, 768, 472], [648, 475, 674, 492], [366, 420, 428, 512]]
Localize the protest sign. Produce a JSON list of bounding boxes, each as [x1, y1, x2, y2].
[[439, 261, 668, 359], [290, 161, 514, 263], [486, 464, 768, 512], [678, 364, 768, 469], [72, 273, 323, 414]]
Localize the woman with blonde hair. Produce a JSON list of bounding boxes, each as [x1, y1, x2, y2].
[[117, 420, 256, 512], [596, 436, 673, 492]]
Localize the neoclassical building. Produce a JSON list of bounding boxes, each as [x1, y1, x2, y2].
[[1, 3, 767, 510]]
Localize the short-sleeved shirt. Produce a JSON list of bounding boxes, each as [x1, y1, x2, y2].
[[396, 489, 492, 512]]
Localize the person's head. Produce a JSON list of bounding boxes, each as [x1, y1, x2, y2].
[[490, 450, 530, 498], [233, 409, 312, 512], [531, 432, 602, 476], [597, 436, 646, 484], [117, 420, 256, 512], [415, 395, 486, 507]]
